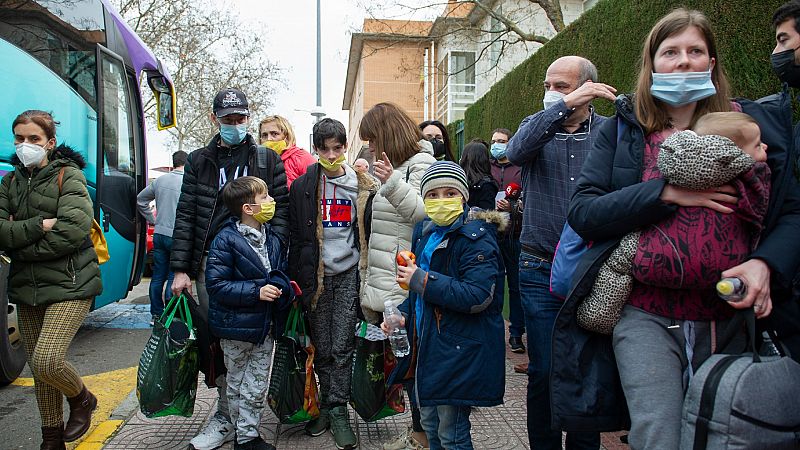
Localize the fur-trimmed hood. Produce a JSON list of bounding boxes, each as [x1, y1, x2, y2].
[[467, 208, 510, 234], [11, 143, 87, 170]]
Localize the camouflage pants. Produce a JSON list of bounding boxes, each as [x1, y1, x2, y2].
[[220, 337, 274, 443]]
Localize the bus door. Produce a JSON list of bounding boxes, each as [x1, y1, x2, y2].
[[93, 45, 145, 308]]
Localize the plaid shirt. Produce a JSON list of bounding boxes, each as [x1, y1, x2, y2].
[[506, 100, 608, 255]]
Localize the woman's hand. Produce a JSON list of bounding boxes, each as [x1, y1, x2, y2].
[[172, 272, 193, 295], [396, 253, 418, 288], [721, 259, 772, 319], [42, 218, 57, 231], [260, 284, 282, 302], [373, 152, 394, 184], [660, 184, 738, 214]]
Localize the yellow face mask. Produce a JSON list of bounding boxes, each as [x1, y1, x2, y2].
[[250, 202, 275, 224], [264, 139, 288, 155], [423, 198, 464, 226], [319, 154, 346, 172]]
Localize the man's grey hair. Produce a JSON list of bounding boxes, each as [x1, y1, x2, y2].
[[577, 58, 598, 85]]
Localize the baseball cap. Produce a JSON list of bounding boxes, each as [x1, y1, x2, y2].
[[213, 88, 250, 117]]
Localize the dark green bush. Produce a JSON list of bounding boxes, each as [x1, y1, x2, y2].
[[459, 0, 786, 142]]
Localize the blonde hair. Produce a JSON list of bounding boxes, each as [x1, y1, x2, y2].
[[359, 103, 423, 165], [634, 8, 731, 134], [259, 115, 296, 147], [693, 112, 758, 148]]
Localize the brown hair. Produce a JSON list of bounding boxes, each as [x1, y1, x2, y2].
[[693, 112, 759, 148], [359, 103, 422, 165], [634, 8, 731, 134], [12, 110, 58, 140], [259, 115, 296, 147], [222, 176, 268, 218]]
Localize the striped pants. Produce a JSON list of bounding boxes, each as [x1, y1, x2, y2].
[[17, 299, 92, 427]]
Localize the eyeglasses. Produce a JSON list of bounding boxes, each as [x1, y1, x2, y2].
[[554, 116, 591, 141]]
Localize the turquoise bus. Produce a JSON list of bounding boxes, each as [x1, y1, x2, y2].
[[0, 0, 176, 383]]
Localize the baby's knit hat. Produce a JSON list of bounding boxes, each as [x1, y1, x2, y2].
[[419, 161, 470, 201]]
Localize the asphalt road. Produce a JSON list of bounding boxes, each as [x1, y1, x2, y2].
[[0, 280, 155, 450]]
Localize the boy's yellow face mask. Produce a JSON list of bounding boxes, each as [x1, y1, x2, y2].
[[423, 198, 463, 226], [249, 202, 275, 224]]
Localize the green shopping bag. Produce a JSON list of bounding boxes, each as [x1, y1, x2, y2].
[[267, 301, 320, 423], [136, 294, 199, 418], [350, 321, 405, 421]]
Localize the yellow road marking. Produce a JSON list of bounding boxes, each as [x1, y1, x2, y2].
[[12, 366, 138, 449], [11, 377, 33, 386], [75, 420, 124, 450]]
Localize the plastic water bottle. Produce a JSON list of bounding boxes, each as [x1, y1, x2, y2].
[[716, 277, 746, 302], [383, 300, 410, 357]]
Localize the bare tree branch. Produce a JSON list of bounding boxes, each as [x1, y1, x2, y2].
[[109, 0, 282, 152]]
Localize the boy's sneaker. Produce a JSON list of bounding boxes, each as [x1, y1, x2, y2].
[[304, 407, 330, 437], [233, 436, 275, 450], [189, 413, 234, 450], [329, 406, 357, 449], [383, 425, 428, 449], [509, 336, 526, 353]]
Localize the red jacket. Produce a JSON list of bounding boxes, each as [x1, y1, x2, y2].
[[281, 145, 316, 187]]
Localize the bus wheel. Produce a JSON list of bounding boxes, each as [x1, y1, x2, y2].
[[0, 262, 26, 385]]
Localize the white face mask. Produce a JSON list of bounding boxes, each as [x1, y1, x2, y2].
[[15, 142, 47, 168], [543, 90, 566, 110]]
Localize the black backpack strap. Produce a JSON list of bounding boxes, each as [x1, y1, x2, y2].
[[256, 145, 268, 170]]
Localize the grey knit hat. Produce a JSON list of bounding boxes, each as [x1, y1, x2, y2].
[[420, 161, 470, 201]]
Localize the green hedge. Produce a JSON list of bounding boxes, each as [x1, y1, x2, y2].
[[461, 0, 786, 142]]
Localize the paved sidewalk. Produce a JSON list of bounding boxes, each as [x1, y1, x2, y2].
[[104, 331, 628, 449]]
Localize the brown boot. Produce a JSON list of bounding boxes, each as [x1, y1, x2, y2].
[[63, 386, 97, 442], [40, 423, 66, 450]]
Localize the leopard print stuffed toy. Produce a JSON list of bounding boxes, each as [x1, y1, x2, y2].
[[577, 131, 755, 334]]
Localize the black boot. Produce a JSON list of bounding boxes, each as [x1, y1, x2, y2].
[[63, 386, 97, 442], [40, 423, 66, 450]]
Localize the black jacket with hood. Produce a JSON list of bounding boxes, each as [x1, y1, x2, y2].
[[170, 134, 289, 277]]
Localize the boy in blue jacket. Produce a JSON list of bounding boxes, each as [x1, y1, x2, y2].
[[205, 176, 293, 450], [385, 161, 506, 450]]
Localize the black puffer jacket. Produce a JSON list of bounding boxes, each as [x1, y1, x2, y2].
[[170, 134, 289, 277]]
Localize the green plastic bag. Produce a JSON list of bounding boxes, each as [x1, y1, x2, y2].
[[267, 302, 320, 423], [350, 321, 405, 421], [136, 294, 199, 418]]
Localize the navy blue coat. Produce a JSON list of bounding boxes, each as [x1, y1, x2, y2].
[[551, 93, 800, 432], [205, 219, 293, 344], [393, 209, 506, 408]]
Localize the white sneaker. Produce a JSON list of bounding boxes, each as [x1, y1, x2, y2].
[[190, 413, 234, 450]]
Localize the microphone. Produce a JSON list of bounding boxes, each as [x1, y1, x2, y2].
[[505, 182, 521, 200]]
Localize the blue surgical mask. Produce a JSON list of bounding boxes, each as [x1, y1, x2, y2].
[[543, 91, 565, 110], [650, 70, 716, 107], [219, 123, 248, 145], [490, 142, 507, 160]]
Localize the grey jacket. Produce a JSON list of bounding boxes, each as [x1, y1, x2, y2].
[[137, 168, 184, 237]]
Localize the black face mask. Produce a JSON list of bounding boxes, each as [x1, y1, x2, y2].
[[430, 138, 446, 159], [771, 47, 800, 87]]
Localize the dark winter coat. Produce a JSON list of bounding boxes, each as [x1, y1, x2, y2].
[[490, 159, 522, 238], [205, 219, 293, 344], [170, 134, 289, 278], [392, 209, 507, 408], [467, 176, 498, 211], [0, 145, 102, 306], [550, 93, 800, 432], [288, 163, 379, 310]]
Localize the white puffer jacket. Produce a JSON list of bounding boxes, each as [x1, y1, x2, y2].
[[361, 140, 436, 322]]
